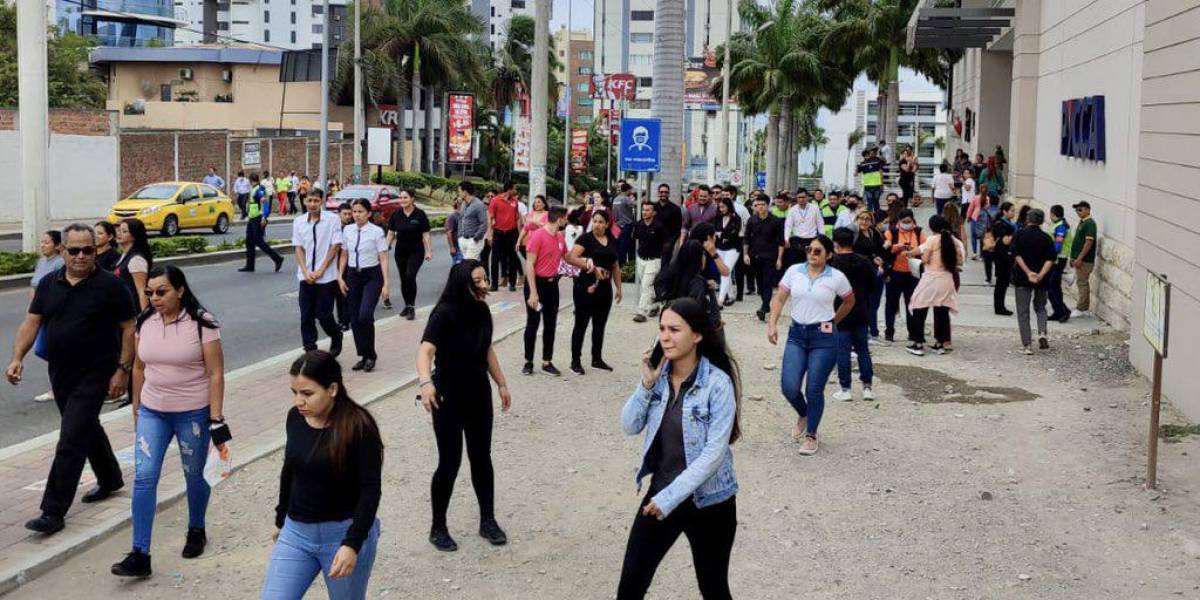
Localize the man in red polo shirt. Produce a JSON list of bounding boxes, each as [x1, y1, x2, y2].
[[488, 180, 522, 291]]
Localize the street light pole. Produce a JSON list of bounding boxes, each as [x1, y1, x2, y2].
[[18, 0, 49, 252], [318, 0, 330, 191], [353, 0, 363, 183], [716, 0, 733, 172], [530, 0, 550, 201], [561, 0, 572, 201]]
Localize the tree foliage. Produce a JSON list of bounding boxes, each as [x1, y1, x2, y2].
[[0, 4, 107, 109]]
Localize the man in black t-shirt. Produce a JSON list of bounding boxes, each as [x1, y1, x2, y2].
[[829, 227, 877, 401], [653, 183, 683, 268], [1011, 208, 1057, 353], [6, 224, 136, 535], [632, 202, 666, 322], [742, 195, 785, 320]]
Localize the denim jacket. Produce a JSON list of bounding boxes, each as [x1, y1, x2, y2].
[[621, 357, 738, 518]]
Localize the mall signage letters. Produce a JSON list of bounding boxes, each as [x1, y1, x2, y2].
[[1060, 95, 1106, 161]]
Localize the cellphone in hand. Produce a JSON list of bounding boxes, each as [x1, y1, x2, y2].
[[649, 340, 664, 367]]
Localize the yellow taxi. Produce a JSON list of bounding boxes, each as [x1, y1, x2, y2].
[[107, 181, 236, 236]]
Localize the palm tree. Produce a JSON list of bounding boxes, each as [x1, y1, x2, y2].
[[650, 0, 685, 199], [845, 127, 865, 190]]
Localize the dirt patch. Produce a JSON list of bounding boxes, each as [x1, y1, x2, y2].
[[873, 363, 1039, 404]]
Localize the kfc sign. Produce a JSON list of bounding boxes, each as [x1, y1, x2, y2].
[[590, 73, 637, 101]]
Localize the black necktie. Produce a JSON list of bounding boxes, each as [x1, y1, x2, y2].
[[311, 220, 318, 271], [355, 228, 361, 267]]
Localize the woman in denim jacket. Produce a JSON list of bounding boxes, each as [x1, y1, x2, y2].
[[617, 297, 741, 600]]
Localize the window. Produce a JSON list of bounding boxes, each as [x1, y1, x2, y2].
[[311, 4, 323, 14], [917, 103, 937, 117], [490, 6, 494, 16], [264, 30, 270, 42], [638, 77, 652, 87], [312, 24, 322, 33], [631, 32, 652, 43], [918, 123, 936, 136], [630, 54, 651, 66], [579, 51, 593, 61], [577, 98, 593, 107], [201, 185, 220, 198], [179, 186, 200, 202], [232, 20, 248, 24], [576, 82, 589, 93], [632, 99, 651, 109], [897, 123, 914, 137], [491, 24, 495, 35], [898, 103, 917, 116], [511, 0, 525, 8], [919, 144, 935, 159], [217, 21, 228, 30], [290, 11, 295, 24], [576, 115, 594, 124], [866, 122, 876, 136], [867, 101, 877, 116], [216, 2, 229, 11], [631, 10, 653, 20], [291, 31, 296, 43], [578, 66, 592, 75]]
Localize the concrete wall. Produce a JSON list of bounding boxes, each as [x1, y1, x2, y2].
[[948, 48, 1012, 170], [0, 110, 120, 223], [1023, 0, 1146, 329], [1131, 0, 1200, 420]]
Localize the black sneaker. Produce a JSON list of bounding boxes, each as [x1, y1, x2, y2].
[[591, 359, 614, 372], [570, 362, 586, 375], [995, 308, 1014, 316], [329, 334, 343, 358], [24, 514, 64, 535], [361, 358, 376, 373], [339, 322, 351, 332], [1038, 337, 1050, 350], [541, 363, 562, 376], [429, 526, 458, 552], [82, 483, 123, 504], [632, 314, 647, 323], [351, 358, 367, 371], [756, 309, 766, 322], [111, 550, 151, 577], [479, 519, 508, 546], [521, 362, 534, 375], [181, 527, 206, 559], [382, 299, 393, 309], [237, 267, 254, 273], [905, 343, 926, 356], [273, 257, 284, 273]]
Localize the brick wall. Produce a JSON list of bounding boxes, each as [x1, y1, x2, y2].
[[177, 132, 228, 184], [119, 132, 175, 197], [268, 138, 307, 179], [0, 109, 116, 136]]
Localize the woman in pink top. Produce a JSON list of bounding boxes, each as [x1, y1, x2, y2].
[[112, 265, 226, 578], [907, 215, 965, 356]]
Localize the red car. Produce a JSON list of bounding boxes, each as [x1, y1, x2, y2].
[[324, 185, 401, 227]]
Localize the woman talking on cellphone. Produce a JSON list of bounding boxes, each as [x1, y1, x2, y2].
[[617, 297, 741, 600], [416, 260, 513, 552], [262, 350, 383, 600]]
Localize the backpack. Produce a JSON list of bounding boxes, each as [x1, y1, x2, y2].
[[885, 225, 922, 274]]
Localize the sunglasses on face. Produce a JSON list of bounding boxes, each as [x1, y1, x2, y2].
[[65, 246, 96, 256], [144, 288, 171, 298]]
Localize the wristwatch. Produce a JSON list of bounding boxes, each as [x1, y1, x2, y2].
[[119, 362, 133, 373]]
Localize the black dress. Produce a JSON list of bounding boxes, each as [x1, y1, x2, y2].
[[571, 232, 619, 366]]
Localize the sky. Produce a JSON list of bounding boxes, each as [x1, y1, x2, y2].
[[550, 0, 597, 32]]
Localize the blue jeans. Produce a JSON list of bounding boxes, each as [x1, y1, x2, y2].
[[262, 517, 381, 600], [864, 187, 883, 213], [836, 325, 873, 389], [780, 322, 838, 435], [869, 271, 884, 337], [450, 251, 463, 265], [132, 405, 211, 553]]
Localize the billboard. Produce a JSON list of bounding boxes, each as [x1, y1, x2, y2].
[[570, 129, 589, 174], [513, 113, 532, 173], [445, 93, 475, 164], [378, 104, 401, 128], [684, 52, 736, 110], [590, 73, 637, 101]]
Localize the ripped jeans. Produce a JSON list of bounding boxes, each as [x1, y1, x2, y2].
[[132, 405, 211, 553]]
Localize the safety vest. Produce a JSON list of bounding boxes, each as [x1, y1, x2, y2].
[[820, 201, 848, 236], [247, 184, 266, 219]]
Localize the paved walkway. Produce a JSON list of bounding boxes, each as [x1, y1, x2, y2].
[[0, 283, 554, 595]]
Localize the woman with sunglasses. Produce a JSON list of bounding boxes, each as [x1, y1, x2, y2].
[[767, 235, 855, 456], [111, 266, 226, 578], [385, 189, 433, 321], [338, 199, 391, 372], [416, 260, 512, 552], [115, 219, 155, 312]]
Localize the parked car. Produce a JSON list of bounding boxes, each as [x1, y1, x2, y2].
[[324, 185, 401, 227], [107, 181, 235, 236]]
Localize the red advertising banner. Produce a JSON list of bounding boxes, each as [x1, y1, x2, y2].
[[570, 129, 589, 174], [600, 109, 621, 144], [445, 93, 474, 164], [378, 104, 401, 128], [590, 73, 637, 101]]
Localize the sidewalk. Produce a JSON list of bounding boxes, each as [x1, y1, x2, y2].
[[0, 283, 557, 595]]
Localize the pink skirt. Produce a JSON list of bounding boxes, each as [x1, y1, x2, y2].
[[910, 270, 959, 313]]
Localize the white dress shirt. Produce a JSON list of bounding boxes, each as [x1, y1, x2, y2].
[[292, 211, 343, 284], [233, 177, 251, 195], [784, 203, 822, 240], [733, 200, 751, 237], [341, 222, 387, 269]]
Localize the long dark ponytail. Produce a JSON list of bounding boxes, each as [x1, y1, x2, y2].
[[661, 297, 742, 444], [289, 351, 383, 474], [928, 215, 959, 272], [136, 265, 219, 332]]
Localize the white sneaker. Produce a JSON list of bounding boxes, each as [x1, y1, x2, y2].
[[862, 387, 876, 401], [33, 391, 54, 403], [1021, 345, 1034, 355], [833, 388, 852, 402], [1070, 309, 1092, 318]]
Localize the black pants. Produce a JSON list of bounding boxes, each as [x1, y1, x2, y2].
[[571, 280, 613, 364], [336, 283, 351, 328], [480, 240, 491, 277], [243, 217, 282, 270], [994, 256, 1013, 312], [394, 247, 425, 308], [734, 254, 752, 297], [236, 193, 249, 219], [490, 229, 519, 288], [900, 178, 915, 203], [430, 383, 494, 529], [286, 191, 298, 215], [42, 371, 123, 518], [523, 276, 560, 362], [911, 306, 951, 344], [884, 271, 919, 341], [982, 250, 995, 282], [345, 266, 383, 360], [752, 257, 777, 313], [298, 281, 341, 351], [1047, 258, 1070, 318], [616, 495, 737, 600]]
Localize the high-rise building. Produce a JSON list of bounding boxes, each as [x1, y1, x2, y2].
[[593, 0, 741, 184], [553, 29, 594, 129], [470, 0, 533, 51], [172, 0, 351, 50], [53, 0, 183, 47], [822, 87, 946, 192]]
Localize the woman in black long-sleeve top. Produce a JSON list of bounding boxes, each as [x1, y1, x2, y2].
[[263, 350, 383, 600], [853, 210, 888, 339], [714, 197, 742, 306]]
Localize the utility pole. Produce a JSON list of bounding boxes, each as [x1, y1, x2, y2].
[[561, 0, 572, 202], [318, 0, 331, 191], [716, 0, 733, 174], [353, 0, 363, 183], [18, 0, 49, 253], [530, 0, 550, 201]]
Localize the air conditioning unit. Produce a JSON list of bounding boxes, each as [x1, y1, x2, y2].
[[179, 68, 194, 80], [222, 69, 232, 82]]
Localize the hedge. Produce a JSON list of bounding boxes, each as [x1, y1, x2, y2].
[[0, 252, 38, 277], [149, 236, 208, 257]]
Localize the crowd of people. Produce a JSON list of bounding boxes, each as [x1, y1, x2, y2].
[[5, 150, 1104, 597]]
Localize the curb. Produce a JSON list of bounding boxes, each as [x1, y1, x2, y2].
[[0, 244, 295, 292], [0, 296, 555, 596]]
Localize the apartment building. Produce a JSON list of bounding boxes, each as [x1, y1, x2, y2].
[[553, 29, 595, 129]]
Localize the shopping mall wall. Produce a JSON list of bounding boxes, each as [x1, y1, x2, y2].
[[1027, 0, 1145, 329], [1131, 1, 1200, 421]]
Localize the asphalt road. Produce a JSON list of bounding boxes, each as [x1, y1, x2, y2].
[[0, 235, 457, 448], [0, 220, 297, 254]]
